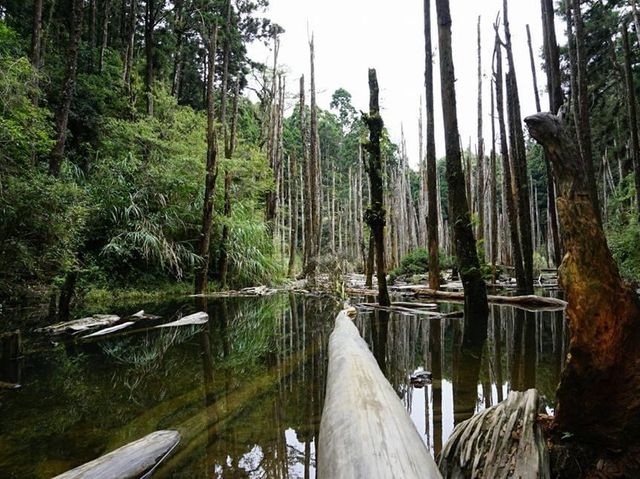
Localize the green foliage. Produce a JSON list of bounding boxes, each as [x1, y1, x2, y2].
[[606, 175, 640, 282], [389, 248, 455, 282]]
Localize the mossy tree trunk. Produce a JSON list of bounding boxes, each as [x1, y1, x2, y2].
[[436, 0, 488, 346], [363, 69, 390, 307]]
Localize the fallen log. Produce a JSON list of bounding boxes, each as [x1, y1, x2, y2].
[[81, 321, 135, 339], [53, 430, 180, 479], [438, 389, 550, 478], [36, 315, 120, 335], [410, 288, 567, 311], [0, 381, 21, 390], [129, 310, 161, 321], [154, 312, 208, 329], [318, 309, 442, 479]]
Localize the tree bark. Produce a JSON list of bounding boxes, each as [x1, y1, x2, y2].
[[144, 0, 155, 116], [424, 0, 440, 290], [49, 0, 83, 177], [436, 0, 488, 346], [363, 69, 390, 307], [526, 24, 541, 113], [194, 26, 219, 296], [31, 0, 44, 69], [621, 22, 640, 221], [98, 0, 111, 73], [477, 16, 485, 252], [526, 112, 640, 447], [123, 0, 136, 95]]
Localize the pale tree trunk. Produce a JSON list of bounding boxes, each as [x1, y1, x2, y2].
[[31, 0, 44, 70], [123, 0, 136, 96], [526, 24, 542, 113], [424, 0, 440, 290], [171, 0, 184, 97], [309, 36, 322, 262], [436, 0, 488, 345], [363, 69, 390, 307], [490, 77, 498, 280], [98, 0, 111, 73]]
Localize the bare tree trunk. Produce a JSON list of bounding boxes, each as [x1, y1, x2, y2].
[[477, 16, 485, 255], [363, 69, 390, 307], [490, 77, 498, 280], [49, 0, 83, 177], [568, 0, 601, 225], [494, 30, 526, 290], [436, 0, 488, 346], [503, 0, 534, 293], [194, 26, 219, 296], [309, 36, 322, 263], [144, 0, 155, 116], [98, 0, 111, 73], [629, 0, 640, 48], [526, 112, 640, 451], [424, 0, 440, 290], [622, 22, 640, 221], [526, 24, 541, 113], [123, 0, 136, 95], [171, 0, 184, 97]]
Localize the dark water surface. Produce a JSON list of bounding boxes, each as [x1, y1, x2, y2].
[[0, 293, 566, 478]]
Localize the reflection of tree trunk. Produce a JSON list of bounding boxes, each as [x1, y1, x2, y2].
[[371, 310, 389, 374], [429, 318, 443, 455], [522, 311, 536, 389], [552, 309, 564, 388], [493, 306, 504, 402], [452, 320, 485, 427], [510, 309, 524, 391]]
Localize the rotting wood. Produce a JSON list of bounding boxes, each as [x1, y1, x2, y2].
[[438, 389, 550, 478], [154, 312, 208, 329], [318, 309, 442, 478], [53, 430, 180, 479], [36, 315, 121, 335]]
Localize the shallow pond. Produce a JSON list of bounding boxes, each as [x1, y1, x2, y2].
[[0, 293, 566, 478]]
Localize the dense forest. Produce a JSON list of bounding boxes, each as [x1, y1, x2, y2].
[[2, 0, 640, 477]]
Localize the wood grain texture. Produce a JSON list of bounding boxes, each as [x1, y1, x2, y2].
[[53, 430, 180, 479], [318, 310, 442, 478]]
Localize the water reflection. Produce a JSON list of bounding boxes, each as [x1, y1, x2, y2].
[[0, 295, 565, 478]]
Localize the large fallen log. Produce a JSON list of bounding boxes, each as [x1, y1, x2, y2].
[[438, 389, 550, 478], [154, 311, 208, 329], [318, 309, 442, 479], [53, 430, 180, 479], [409, 288, 567, 311], [36, 315, 121, 335]]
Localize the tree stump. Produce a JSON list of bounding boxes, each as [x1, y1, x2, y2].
[[438, 389, 550, 478]]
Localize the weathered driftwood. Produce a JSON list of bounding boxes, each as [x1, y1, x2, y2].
[[438, 389, 550, 479], [318, 309, 442, 479], [81, 321, 135, 339], [410, 288, 567, 311], [36, 315, 121, 335], [53, 430, 180, 479], [154, 312, 208, 329], [130, 310, 161, 321], [0, 381, 21, 389]]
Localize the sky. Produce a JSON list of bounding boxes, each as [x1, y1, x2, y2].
[[247, 0, 561, 168]]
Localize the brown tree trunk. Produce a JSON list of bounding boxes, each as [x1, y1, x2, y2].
[[436, 0, 488, 346], [622, 22, 640, 221], [490, 75, 498, 279], [194, 26, 219, 296], [49, 0, 83, 177], [363, 69, 390, 307], [171, 0, 184, 97], [526, 112, 640, 447], [309, 36, 322, 262], [31, 0, 44, 69], [424, 0, 440, 290], [123, 0, 136, 95], [494, 33, 526, 291]]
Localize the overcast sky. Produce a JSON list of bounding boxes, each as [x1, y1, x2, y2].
[[248, 0, 562, 167]]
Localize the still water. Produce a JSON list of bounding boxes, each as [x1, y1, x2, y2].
[[0, 294, 566, 478]]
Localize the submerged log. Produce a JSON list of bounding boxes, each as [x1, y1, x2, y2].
[[318, 309, 442, 478], [154, 312, 208, 329], [410, 288, 567, 311], [53, 430, 180, 479], [36, 315, 121, 335], [438, 389, 550, 478], [526, 112, 640, 447]]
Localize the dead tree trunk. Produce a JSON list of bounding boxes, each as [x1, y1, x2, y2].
[[436, 0, 489, 345], [494, 32, 526, 290], [526, 112, 640, 447], [424, 0, 440, 290], [477, 16, 485, 253], [363, 69, 390, 307], [49, 0, 83, 177], [526, 24, 542, 113], [194, 26, 219, 296]]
